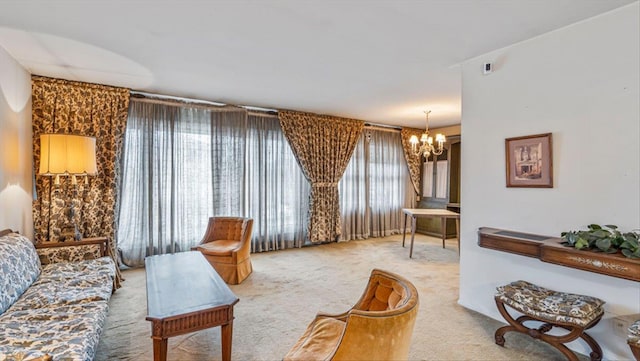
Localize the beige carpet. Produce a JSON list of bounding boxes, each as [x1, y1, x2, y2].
[[95, 234, 588, 360]]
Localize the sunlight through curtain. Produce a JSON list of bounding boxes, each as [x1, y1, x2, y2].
[[246, 113, 310, 252], [339, 128, 413, 240], [117, 99, 309, 266]]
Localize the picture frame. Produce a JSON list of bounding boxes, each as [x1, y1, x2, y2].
[[505, 133, 553, 188]]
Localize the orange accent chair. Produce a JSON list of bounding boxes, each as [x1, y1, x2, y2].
[[191, 217, 253, 285], [284, 269, 419, 361]]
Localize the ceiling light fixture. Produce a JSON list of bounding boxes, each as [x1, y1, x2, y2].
[[409, 110, 446, 159]]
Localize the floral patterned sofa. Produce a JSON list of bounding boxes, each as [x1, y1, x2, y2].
[[0, 231, 116, 361]]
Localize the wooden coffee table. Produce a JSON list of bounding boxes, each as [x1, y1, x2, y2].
[[145, 251, 239, 361]]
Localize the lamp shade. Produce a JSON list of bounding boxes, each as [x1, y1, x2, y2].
[[39, 134, 97, 175]]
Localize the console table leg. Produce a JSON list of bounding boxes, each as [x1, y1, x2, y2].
[[409, 217, 417, 258], [456, 218, 460, 255], [221, 321, 233, 361], [152, 337, 168, 361], [441, 217, 446, 248], [402, 213, 408, 247]]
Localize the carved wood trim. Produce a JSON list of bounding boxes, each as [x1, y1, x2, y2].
[[148, 307, 233, 338], [478, 227, 640, 282]]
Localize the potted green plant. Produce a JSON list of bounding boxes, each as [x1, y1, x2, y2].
[[561, 224, 640, 259]]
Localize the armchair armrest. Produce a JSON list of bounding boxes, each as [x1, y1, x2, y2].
[[315, 311, 350, 322]]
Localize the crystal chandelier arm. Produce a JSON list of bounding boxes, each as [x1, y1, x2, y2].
[[412, 109, 446, 158]]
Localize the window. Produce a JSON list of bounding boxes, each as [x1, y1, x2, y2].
[[339, 128, 413, 240], [117, 100, 309, 266]]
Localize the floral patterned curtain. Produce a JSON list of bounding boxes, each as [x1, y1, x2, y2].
[[279, 110, 364, 243], [32, 75, 130, 288], [400, 127, 423, 198]]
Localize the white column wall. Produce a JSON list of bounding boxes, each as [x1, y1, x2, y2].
[[0, 46, 33, 238], [459, 3, 639, 360]]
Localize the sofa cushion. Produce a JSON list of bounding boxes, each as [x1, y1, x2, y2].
[[0, 351, 52, 361], [7, 257, 115, 312], [0, 301, 109, 361], [0, 234, 41, 315]]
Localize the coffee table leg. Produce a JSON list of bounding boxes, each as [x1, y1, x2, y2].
[[221, 321, 233, 361], [152, 337, 168, 361]]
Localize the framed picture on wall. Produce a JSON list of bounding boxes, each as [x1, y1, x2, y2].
[[505, 133, 553, 188]]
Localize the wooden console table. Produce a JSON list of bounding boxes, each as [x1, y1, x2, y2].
[[402, 208, 460, 258], [478, 227, 640, 282], [146, 251, 239, 361]]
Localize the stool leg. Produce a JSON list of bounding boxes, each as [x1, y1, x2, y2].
[[494, 298, 599, 361], [580, 332, 603, 361], [494, 299, 525, 346], [556, 321, 603, 361], [630, 344, 640, 361], [550, 342, 580, 361], [583, 319, 604, 361]]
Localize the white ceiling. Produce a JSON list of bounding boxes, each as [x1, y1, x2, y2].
[[0, 0, 635, 128]]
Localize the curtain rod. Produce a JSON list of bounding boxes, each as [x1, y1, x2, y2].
[[364, 123, 401, 133], [130, 92, 406, 124], [130, 91, 279, 116]]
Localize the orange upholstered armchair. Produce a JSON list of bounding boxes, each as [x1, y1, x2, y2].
[[191, 217, 253, 284], [284, 269, 419, 361]]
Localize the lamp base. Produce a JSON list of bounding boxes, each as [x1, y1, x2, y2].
[[60, 225, 82, 242]]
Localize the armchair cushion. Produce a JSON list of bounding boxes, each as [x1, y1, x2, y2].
[[196, 240, 238, 256]]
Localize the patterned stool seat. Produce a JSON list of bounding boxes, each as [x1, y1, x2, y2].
[[494, 280, 605, 361], [629, 320, 640, 361], [496, 280, 605, 327]]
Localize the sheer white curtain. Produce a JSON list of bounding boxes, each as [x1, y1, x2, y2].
[[117, 99, 309, 266], [339, 135, 368, 239], [245, 113, 310, 252], [339, 128, 413, 241], [368, 130, 414, 237]]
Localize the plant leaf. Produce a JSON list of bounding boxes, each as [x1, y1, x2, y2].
[[622, 249, 640, 259], [595, 238, 611, 252], [575, 238, 589, 250]]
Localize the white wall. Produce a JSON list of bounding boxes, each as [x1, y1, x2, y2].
[[459, 3, 639, 360], [0, 46, 33, 238]]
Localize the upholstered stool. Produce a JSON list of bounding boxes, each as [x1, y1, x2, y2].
[[629, 320, 640, 361], [494, 280, 605, 361]]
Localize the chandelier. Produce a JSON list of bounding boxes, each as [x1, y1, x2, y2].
[[409, 110, 446, 159]]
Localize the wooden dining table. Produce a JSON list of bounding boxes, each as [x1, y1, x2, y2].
[[402, 208, 460, 258]]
